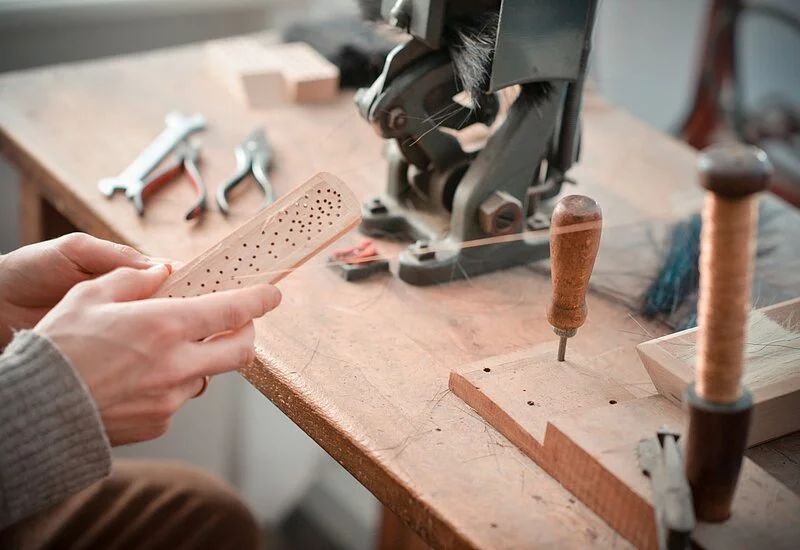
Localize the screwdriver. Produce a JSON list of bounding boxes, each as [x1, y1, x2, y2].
[[546, 195, 603, 361]]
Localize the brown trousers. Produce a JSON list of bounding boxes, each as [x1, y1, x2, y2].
[[0, 460, 262, 550]]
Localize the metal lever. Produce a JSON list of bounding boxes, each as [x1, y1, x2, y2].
[[98, 111, 206, 198], [638, 428, 695, 550]]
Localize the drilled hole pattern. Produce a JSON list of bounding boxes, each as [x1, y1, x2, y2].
[[154, 173, 359, 299]]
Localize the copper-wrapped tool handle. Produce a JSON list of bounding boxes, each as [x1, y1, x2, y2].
[[685, 143, 772, 522], [547, 195, 602, 361]]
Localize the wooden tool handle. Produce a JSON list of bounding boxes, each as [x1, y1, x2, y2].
[[695, 145, 772, 403], [546, 195, 603, 332]]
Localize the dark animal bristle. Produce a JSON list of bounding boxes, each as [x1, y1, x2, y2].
[[355, 0, 383, 21], [444, 12, 499, 101]]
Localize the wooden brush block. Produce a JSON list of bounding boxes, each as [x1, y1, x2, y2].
[[153, 172, 360, 298], [204, 37, 285, 109], [204, 38, 339, 108], [636, 298, 800, 446], [546, 397, 800, 550], [275, 42, 340, 103], [450, 345, 800, 549]]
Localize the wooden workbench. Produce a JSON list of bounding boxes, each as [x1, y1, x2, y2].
[[1, 40, 798, 549]]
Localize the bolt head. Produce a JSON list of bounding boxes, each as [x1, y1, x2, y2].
[[387, 108, 408, 131]]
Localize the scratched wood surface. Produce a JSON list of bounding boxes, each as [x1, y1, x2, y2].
[[637, 298, 800, 446], [449, 350, 800, 549], [1, 41, 799, 549]]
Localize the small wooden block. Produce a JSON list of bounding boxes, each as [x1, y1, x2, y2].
[[636, 298, 800, 446], [275, 42, 340, 103], [204, 37, 285, 109], [204, 38, 339, 108], [153, 172, 360, 298]]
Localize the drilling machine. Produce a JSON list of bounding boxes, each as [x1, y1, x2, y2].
[[354, 0, 601, 285]]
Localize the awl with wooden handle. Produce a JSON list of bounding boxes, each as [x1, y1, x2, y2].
[[547, 195, 603, 361]]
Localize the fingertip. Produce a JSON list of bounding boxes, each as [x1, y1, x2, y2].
[[147, 263, 171, 278], [253, 284, 281, 313]]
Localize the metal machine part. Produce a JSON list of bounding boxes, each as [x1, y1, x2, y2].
[[638, 429, 695, 550], [355, 0, 599, 285], [98, 111, 206, 199], [216, 128, 274, 215]]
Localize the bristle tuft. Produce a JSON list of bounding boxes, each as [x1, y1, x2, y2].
[[355, 0, 383, 21], [445, 12, 499, 102]]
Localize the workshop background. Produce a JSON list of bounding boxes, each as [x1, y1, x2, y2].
[[0, 0, 798, 549]]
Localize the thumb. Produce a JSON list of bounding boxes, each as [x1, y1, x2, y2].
[[93, 264, 172, 302], [59, 233, 157, 273]]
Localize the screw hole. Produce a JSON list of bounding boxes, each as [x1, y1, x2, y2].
[[527, 400, 535, 406]]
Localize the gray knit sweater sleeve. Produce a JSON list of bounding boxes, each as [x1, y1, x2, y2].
[[0, 330, 112, 529]]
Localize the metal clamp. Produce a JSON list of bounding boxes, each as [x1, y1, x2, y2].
[[638, 428, 695, 550]]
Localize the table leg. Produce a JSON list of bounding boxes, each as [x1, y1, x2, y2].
[[19, 174, 79, 244], [19, 174, 45, 245], [376, 506, 431, 550]]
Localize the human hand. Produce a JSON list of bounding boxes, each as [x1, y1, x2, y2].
[[0, 233, 168, 348], [34, 264, 281, 446]]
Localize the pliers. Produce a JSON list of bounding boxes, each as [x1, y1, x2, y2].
[[131, 142, 207, 220], [216, 128, 274, 215]]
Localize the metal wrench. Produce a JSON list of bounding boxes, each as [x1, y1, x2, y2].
[[98, 111, 206, 198]]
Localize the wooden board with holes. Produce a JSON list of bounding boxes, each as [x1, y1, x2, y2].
[[153, 172, 359, 298], [636, 298, 800, 446], [2, 37, 800, 550], [449, 352, 800, 550]]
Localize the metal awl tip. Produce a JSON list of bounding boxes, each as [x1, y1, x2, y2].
[[557, 336, 567, 362]]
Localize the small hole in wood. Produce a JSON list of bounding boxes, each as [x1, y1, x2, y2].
[[168, 294, 173, 297], [252, 255, 256, 259], [216, 281, 220, 285], [285, 238, 289, 242], [237, 281, 242, 285], [256, 268, 260, 272], [187, 282, 191, 286], [243, 243, 247, 247], [483, 368, 491, 373], [225, 255, 229, 260], [435, 428, 442, 432], [206, 268, 211, 273], [255, 245, 260, 249], [527, 400, 535, 406], [238, 258, 242, 262], [491, 523, 498, 529], [212, 289, 216, 293], [249, 264, 253, 267], [609, 400, 617, 405], [200, 283, 205, 288], [234, 267, 238, 272]]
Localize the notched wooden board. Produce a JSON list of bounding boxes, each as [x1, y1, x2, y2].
[[636, 298, 800, 446], [450, 344, 800, 550], [154, 171, 360, 298]]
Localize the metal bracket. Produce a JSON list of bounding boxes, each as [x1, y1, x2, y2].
[[637, 428, 696, 550]]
